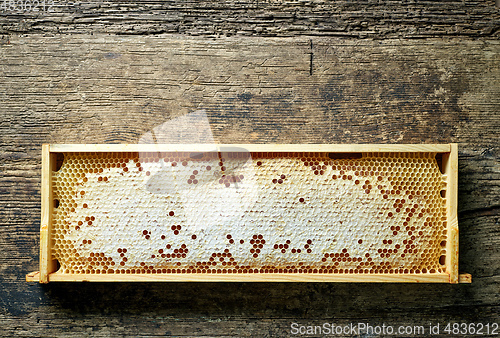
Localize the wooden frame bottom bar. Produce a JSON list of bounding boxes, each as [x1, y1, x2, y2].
[[26, 272, 472, 283]]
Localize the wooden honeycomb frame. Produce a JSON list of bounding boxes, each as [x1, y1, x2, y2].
[[26, 144, 471, 283]]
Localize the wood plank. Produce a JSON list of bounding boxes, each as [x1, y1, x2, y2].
[[0, 33, 497, 335], [0, 1, 498, 38], [0, 35, 497, 150]]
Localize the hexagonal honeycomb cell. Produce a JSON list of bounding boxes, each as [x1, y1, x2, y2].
[[43, 145, 455, 281]]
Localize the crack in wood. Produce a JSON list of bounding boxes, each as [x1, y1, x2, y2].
[[309, 39, 313, 76]]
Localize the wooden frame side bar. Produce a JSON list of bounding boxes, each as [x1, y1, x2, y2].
[[49, 144, 451, 153], [39, 144, 58, 283], [444, 144, 459, 283]]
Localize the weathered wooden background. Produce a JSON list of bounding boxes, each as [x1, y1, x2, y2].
[[1, 1, 499, 337]]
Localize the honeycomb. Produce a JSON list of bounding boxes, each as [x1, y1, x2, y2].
[[50, 150, 448, 275]]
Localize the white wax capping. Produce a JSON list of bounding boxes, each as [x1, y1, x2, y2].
[[51, 151, 448, 275]]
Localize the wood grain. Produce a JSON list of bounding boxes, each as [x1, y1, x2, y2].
[[0, 33, 498, 336], [0, 0, 499, 38]]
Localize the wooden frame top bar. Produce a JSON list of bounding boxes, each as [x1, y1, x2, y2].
[[48, 144, 451, 153]]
